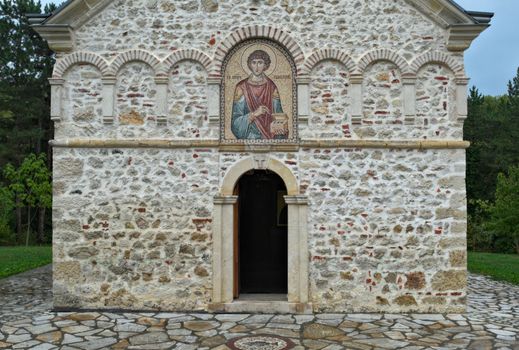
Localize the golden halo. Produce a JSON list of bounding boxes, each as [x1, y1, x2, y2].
[[240, 44, 277, 77]]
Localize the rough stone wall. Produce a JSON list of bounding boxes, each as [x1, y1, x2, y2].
[[303, 61, 351, 139], [115, 63, 158, 138], [68, 0, 461, 139], [359, 61, 405, 139], [167, 61, 213, 139], [60, 65, 103, 139], [75, 0, 447, 60], [57, 57, 463, 141], [55, 0, 465, 142], [299, 148, 467, 312], [217, 149, 467, 313], [416, 64, 459, 139], [59, 61, 215, 139], [57, 62, 463, 141], [53, 147, 219, 310], [53, 148, 467, 312]]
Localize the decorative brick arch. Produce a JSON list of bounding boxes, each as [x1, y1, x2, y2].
[[301, 49, 357, 75], [410, 51, 465, 76], [210, 25, 306, 78], [107, 49, 162, 76], [357, 49, 411, 75], [158, 49, 212, 76], [220, 156, 299, 196], [53, 52, 109, 78]]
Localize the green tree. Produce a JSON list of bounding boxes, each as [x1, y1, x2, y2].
[[467, 199, 494, 252], [0, 0, 57, 166], [508, 67, 519, 98], [507, 68, 519, 125], [4, 153, 52, 245], [465, 80, 519, 207], [465, 70, 519, 253], [0, 0, 59, 243], [0, 186, 15, 244], [485, 166, 519, 254]]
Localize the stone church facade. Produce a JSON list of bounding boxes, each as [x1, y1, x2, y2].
[[33, 0, 491, 313]]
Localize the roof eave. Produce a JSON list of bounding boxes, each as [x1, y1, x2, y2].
[[32, 24, 74, 52], [447, 23, 491, 52], [465, 11, 494, 25], [30, 0, 112, 52], [405, 0, 493, 52], [406, 0, 476, 29], [44, 0, 110, 28]]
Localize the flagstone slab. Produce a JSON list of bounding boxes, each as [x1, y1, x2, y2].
[[0, 267, 518, 349], [303, 323, 344, 339], [183, 320, 220, 331]]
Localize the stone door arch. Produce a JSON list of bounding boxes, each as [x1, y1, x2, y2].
[[210, 156, 311, 313]]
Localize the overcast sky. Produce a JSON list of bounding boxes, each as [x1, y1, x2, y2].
[[455, 0, 518, 95], [39, 0, 517, 96]]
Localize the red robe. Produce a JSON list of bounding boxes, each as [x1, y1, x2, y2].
[[236, 77, 278, 139]]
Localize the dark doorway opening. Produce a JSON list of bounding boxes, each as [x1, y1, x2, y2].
[[236, 170, 288, 295]]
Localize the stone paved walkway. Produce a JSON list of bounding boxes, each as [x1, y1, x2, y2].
[[0, 265, 518, 349]]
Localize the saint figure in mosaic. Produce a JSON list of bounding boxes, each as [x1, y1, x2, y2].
[[231, 50, 287, 140]]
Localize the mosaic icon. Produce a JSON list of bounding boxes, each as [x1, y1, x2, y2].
[[222, 39, 297, 143]]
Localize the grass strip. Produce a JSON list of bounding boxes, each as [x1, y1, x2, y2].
[[0, 246, 52, 279], [468, 251, 519, 285]]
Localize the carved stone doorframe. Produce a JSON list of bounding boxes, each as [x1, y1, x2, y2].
[[284, 195, 309, 305], [209, 156, 312, 313], [211, 195, 238, 305]]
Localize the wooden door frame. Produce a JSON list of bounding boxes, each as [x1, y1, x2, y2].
[[233, 184, 239, 298]]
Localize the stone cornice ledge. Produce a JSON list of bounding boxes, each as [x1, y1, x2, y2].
[[49, 139, 221, 149], [31, 25, 73, 52], [447, 24, 491, 52], [299, 139, 470, 149], [50, 139, 470, 150]]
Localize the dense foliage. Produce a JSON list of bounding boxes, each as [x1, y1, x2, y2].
[[0, 0, 57, 245], [484, 166, 519, 254], [3, 153, 52, 245], [465, 68, 519, 254]]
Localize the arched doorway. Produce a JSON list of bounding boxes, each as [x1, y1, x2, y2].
[[210, 156, 311, 313], [235, 170, 288, 296]]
